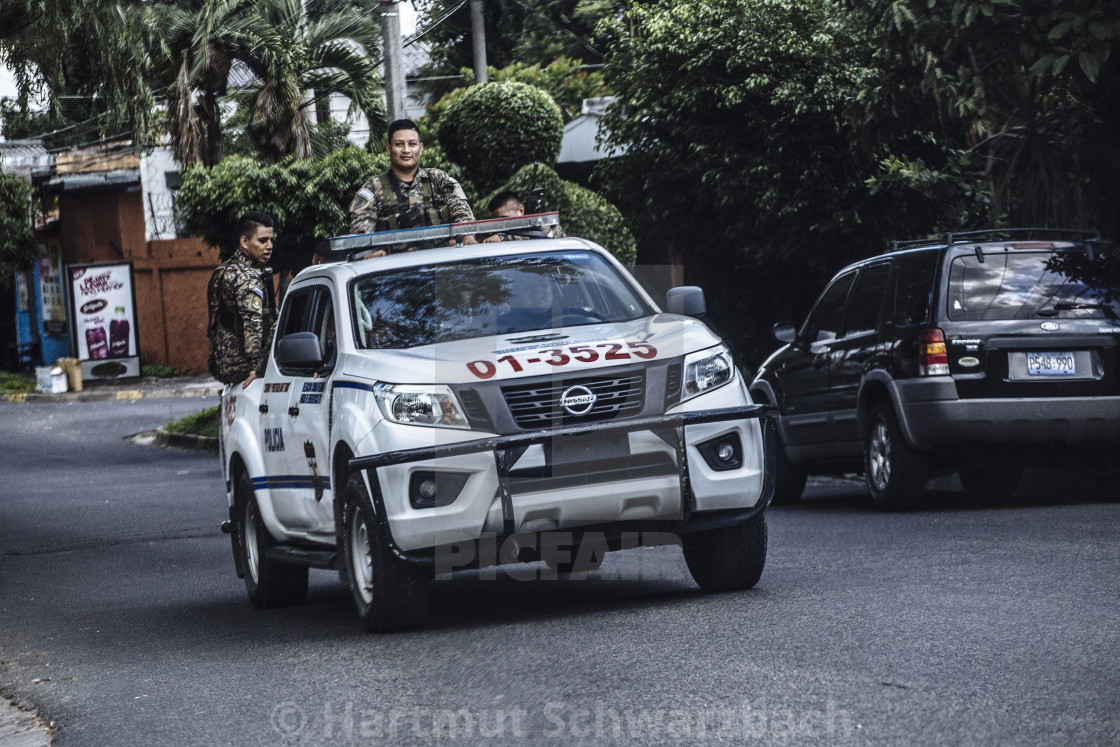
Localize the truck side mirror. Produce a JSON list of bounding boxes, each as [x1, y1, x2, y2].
[[772, 321, 797, 344], [666, 286, 707, 318], [276, 331, 324, 368]]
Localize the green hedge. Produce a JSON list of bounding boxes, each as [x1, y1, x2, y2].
[[437, 82, 564, 194], [489, 164, 636, 266], [177, 145, 477, 270]]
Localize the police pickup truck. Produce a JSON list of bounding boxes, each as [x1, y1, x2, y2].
[[218, 213, 773, 631]]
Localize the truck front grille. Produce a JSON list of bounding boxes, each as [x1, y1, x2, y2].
[[501, 373, 645, 429]]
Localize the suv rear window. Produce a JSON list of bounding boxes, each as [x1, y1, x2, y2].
[[946, 250, 1120, 321]]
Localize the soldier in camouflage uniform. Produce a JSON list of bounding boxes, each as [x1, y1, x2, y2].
[[207, 212, 277, 388], [482, 190, 532, 243], [348, 119, 478, 256]]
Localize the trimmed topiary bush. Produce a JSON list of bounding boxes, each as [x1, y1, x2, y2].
[[488, 164, 636, 266], [437, 81, 564, 194]]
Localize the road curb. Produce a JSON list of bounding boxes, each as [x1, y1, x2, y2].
[[154, 427, 219, 454], [3, 380, 222, 404]]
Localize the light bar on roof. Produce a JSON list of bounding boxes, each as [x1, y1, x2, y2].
[[328, 212, 561, 256]]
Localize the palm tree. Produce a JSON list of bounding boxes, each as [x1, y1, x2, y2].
[[239, 0, 386, 162], [158, 0, 386, 166], [158, 0, 259, 166]]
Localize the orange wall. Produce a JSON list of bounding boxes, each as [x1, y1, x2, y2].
[[60, 190, 218, 374]]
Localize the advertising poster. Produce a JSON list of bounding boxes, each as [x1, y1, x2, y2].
[[68, 262, 141, 380], [40, 238, 67, 336]]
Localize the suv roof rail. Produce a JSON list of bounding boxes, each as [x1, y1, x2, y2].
[[888, 227, 1099, 254], [945, 228, 1098, 244]]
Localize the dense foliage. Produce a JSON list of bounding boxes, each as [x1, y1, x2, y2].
[[176, 145, 474, 269], [598, 0, 885, 362], [852, 0, 1120, 238], [486, 163, 636, 265], [436, 81, 564, 193], [450, 56, 611, 123], [415, 0, 612, 97], [0, 169, 38, 290]]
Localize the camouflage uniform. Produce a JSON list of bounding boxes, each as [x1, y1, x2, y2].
[[206, 252, 276, 384], [348, 168, 475, 241]]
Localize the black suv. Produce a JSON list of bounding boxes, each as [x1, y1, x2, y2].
[[750, 229, 1120, 509]]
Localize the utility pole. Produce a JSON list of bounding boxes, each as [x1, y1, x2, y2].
[[380, 0, 407, 121], [470, 0, 488, 84]]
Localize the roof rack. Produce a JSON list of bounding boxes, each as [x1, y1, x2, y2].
[[887, 227, 1099, 253], [328, 211, 561, 258]]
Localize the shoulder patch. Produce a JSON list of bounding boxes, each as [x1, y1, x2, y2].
[[251, 286, 264, 298], [357, 187, 375, 202], [249, 294, 262, 313]]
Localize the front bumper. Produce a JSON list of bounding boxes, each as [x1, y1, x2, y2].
[[349, 405, 775, 555]]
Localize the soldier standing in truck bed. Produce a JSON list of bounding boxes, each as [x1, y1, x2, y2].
[[348, 119, 478, 256], [207, 211, 277, 389]]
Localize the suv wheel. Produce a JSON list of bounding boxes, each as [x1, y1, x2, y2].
[[864, 402, 927, 510], [235, 471, 309, 608], [959, 467, 1023, 500], [342, 472, 429, 632], [682, 512, 767, 592]]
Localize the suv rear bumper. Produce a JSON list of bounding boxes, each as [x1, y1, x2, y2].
[[891, 378, 1120, 449]]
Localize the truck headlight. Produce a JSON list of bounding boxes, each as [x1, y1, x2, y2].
[[682, 345, 735, 402], [373, 384, 470, 429]]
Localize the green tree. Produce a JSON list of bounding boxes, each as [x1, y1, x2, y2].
[[0, 170, 38, 291], [853, 0, 1120, 236], [0, 1, 160, 148], [436, 56, 611, 123], [437, 81, 564, 193], [415, 0, 611, 98], [176, 145, 475, 270], [598, 0, 887, 362], [488, 163, 635, 264], [157, 0, 385, 165]]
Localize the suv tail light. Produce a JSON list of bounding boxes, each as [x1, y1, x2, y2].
[[920, 328, 949, 375]]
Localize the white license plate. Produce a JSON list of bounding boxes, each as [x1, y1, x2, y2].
[[1027, 352, 1076, 376]]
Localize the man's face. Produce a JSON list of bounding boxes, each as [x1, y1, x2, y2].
[[240, 226, 274, 266], [387, 128, 423, 174], [492, 199, 525, 219]]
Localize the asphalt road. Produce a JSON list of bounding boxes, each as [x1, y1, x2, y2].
[[1, 399, 1118, 745]]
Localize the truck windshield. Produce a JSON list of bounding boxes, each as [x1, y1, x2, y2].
[[946, 249, 1120, 321], [351, 251, 651, 349]]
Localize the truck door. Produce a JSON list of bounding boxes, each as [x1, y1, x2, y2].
[[279, 285, 338, 540]]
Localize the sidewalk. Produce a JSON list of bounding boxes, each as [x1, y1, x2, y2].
[[0, 699, 49, 747], [3, 375, 222, 404]]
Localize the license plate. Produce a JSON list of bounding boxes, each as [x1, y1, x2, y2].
[[1026, 352, 1076, 376]]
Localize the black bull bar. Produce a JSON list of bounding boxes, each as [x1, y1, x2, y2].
[[349, 405, 777, 543]]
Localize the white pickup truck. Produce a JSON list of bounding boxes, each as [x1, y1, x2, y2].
[[219, 217, 774, 631]]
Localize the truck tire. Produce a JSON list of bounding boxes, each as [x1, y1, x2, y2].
[[682, 512, 767, 592], [235, 471, 308, 608], [864, 402, 927, 510], [959, 467, 1022, 500], [341, 472, 429, 632]]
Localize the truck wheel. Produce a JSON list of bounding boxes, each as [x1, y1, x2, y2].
[[341, 472, 429, 632], [682, 512, 767, 592], [864, 402, 927, 510], [959, 467, 1022, 499], [235, 471, 308, 608]]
